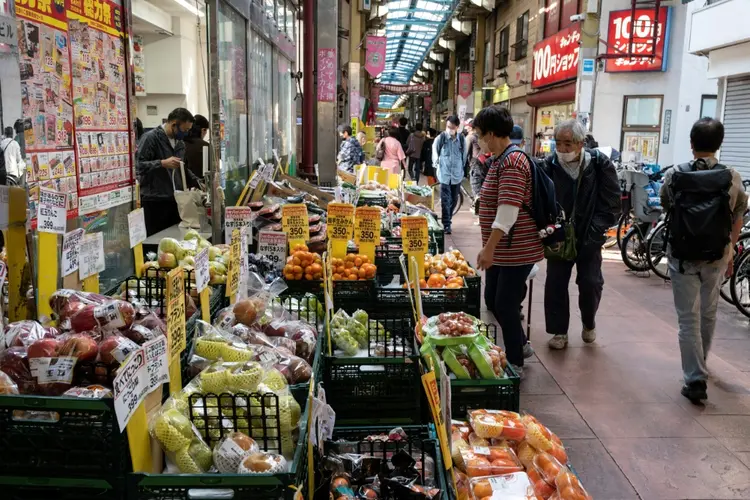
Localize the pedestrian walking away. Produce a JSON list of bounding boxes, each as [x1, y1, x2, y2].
[[376, 127, 407, 176], [0, 126, 26, 186], [473, 106, 544, 377], [661, 117, 748, 404], [541, 119, 621, 350], [433, 115, 467, 234], [405, 123, 426, 183]]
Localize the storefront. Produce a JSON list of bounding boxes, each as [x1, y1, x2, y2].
[[527, 25, 579, 157]]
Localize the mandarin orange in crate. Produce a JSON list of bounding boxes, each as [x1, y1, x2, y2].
[[283, 244, 323, 281], [331, 254, 377, 281]]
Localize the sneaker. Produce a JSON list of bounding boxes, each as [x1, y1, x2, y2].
[[582, 327, 596, 343], [473, 219, 480, 226], [510, 364, 524, 379], [523, 342, 535, 359], [445, 228, 452, 235], [548, 335, 568, 350], [681, 381, 707, 404]]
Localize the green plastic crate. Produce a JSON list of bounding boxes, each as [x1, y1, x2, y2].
[[0, 476, 122, 500]]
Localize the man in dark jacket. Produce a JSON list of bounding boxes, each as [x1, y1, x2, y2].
[[184, 114, 210, 179], [543, 119, 621, 350], [397, 117, 410, 151], [137, 108, 201, 236]]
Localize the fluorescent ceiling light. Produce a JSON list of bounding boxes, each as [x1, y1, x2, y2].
[[173, 0, 205, 16]]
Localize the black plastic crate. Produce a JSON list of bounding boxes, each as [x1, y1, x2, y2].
[[282, 279, 325, 299], [0, 396, 130, 481], [283, 279, 375, 309], [0, 477, 121, 500], [450, 365, 521, 416], [317, 425, 447, 500], [357, 195, 388, 208], [376, 283, 469, 316], [374, 237, 439, 278], [466, 275, 481, 317]]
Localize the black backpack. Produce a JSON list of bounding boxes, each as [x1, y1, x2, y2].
[[666, 161, 733, 265], [496, 146, 560, 245]]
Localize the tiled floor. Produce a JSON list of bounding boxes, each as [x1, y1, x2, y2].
[[447, 209, 750, 500]]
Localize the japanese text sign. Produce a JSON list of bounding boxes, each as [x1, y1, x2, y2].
[[195, 247, 209, 293], [127, 208, 147, 248], [282, 204, 310, 246], [37, 187, 67, 234], [78, 232, 105, 279], [532, 25, 581, 88], [226, 229, 241, 298], [605, 7, 671, 73], [354, 206, 380, 246], [327, 203, 355, 242], [401, 216, 428, 255], [166, 267, 186, 360], [113, 348, 148, 431], [317, 48, 336, 102], [143, 336, 169, 392], [61, 228, 84, 276], [258, 231, 287, 271], [225, 206, 254, 243]]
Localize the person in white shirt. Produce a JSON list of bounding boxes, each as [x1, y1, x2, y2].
[[0, 127, 25, 185]]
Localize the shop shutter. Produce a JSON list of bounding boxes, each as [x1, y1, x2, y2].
[[722, 76, 750, 179]]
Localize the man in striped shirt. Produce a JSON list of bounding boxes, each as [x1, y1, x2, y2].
[[473, 106, 543, 377]]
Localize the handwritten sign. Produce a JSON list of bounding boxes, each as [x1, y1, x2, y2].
[[78, 232, 105, 279], [144, 336, 170, 392], [354, 206, 381, 245], [281, 204, 310, 246], [327, 203, 355, 242], [258, 231, 287, 271], [61, 228, 84, 277], [225, 206, 255, 243], [317, 48, 337, 102], [195, 248, 209, 293], [166, 267, 186, 359], [37, 188, 67, 234], [226, 229, 241, 299], [127, 209, 147, 248], [113, 349, 148, 431], [401, 216, 428, 254]]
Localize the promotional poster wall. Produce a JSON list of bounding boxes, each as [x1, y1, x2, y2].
[[15, 0, 133, 224]]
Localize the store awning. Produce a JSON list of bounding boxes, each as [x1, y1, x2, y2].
[[525, 81, 576, 108]]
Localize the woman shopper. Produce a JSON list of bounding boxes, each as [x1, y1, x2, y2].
[[183, 114, 210, 179], [473, 106, 542, 377], [376, 127, 406, 175], [421, 128, 437, 185]]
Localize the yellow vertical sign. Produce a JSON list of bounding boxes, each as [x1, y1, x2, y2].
[[166, 267, 186, 394], [226, 229, 241, 303], [354, 206, 380, 263], [282, 204, 310, 249], [401, 216, 428, 283], [327, 203, 355, 259], [7, 187, 27, 322], [421, 370, 453, 468]]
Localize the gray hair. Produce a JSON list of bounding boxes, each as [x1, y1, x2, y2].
[[554, 119, 587, 143]]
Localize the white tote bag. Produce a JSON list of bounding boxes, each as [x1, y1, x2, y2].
[[173, 161, 203, 228]]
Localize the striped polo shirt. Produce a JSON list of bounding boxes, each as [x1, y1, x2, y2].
[[478, 149, 544, 266]]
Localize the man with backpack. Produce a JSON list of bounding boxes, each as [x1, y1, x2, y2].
[[433, 115, 467, 234], [661, 118, 748, 403], [542, 119, 621, 351], [472, 106, 545, 377], [0, 126, 25, 186]]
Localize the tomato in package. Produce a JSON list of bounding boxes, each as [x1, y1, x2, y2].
[[468, 409, 526, 441], [532, 452, 565, 486], [469, 472, 536, 500], [527, 466, 556, 499], [522, 414, 568, 463], [551, 470, 592, 500], [460, 446, 524, 477]]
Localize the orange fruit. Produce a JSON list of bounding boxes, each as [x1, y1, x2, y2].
[[354, 257, 363, 267], [304, 273, 313, 280]]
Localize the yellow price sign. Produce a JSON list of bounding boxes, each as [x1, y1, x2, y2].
[[328, 203, 355, 241], [226, 229, 241, 300], [282, 204, 310, 248], [166, 267, 186, 360], [354, 206, 380, 263], [401, 216, 429, 254]]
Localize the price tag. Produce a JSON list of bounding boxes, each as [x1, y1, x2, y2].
[[182, 239, 198, 251], [226, 229, 241, 300], [78, 232, 105, 279], [488, 473, 532, 493], [402, 216, 428, 254], [354, 206, 381, 263], [166, 267, 186, 359], [37, 187, 67, 234], [225, 206, 255, 243], [143, 336, 170, 392], [113, 348, 148, 431], [38, 356, 77, 384], [327, 203, 355, 241], [61, 228, 84, 277], [258, 231, 287, 271], [195, 248, 210, 293], [473, 446, 490, 456], [281, 204, 310, 247], [239, 228, 249, 299]]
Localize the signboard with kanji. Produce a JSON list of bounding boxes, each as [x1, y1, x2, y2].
[[605, 7, 671, 73], [531, 25, 581, 89]]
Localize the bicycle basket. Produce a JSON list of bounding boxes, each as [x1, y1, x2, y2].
[[625, 170, 662, 223]]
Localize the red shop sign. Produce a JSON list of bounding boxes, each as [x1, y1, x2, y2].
[[531, 25, 580, 89], [605, 6, 671, 73]]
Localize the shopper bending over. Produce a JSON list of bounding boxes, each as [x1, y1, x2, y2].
[[661, 118, 747, 403], [433, 116, 467, 234], [137, 107, 202, 236], [542, 119, 620, 350], [473, 106, 542, 377]]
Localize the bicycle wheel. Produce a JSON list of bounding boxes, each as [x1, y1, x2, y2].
[[621, 226, 650, 272], [730, 248, 750, 318], [722, 232, 750, 305], [616, 213, 632, 250], [646, 222, 669, 280], [452, 187, 464, 216]]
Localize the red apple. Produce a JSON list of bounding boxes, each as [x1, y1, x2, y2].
[[70, 304, 98, 333], [98, 335, 140, 365], [6, 320, 46, 348], [28, 338, 62, 359], [0, 347, 35, 393], [59, 334, 98, 362]]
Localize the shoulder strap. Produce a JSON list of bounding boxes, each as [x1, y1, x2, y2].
[[459, 134, 465, 153]]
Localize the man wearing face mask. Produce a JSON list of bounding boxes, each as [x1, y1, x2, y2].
[[137, 107, 202, 236], [433, 115, 467, 234], [542, 119, 621, 350]]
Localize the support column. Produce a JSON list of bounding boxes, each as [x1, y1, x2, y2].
[[474, 16, 486, 90], [349, 0, 362, 132], [575, 6, 600, 131], [316, 0, 338, 184], [448, 51, 456, 114], [302, 0, 315, 174]]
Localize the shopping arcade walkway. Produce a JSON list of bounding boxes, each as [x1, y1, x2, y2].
[[448, 209, 750, 500]]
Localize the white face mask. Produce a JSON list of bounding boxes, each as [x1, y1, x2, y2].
[[557, 150, 578, 164], [446, 127, 456, 136]]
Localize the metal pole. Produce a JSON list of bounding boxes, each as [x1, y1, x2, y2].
[[302, 0, 315, 174], [207, 0, 223, 242]]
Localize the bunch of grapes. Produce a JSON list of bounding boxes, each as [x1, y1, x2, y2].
[[248, 254, 281, 283]]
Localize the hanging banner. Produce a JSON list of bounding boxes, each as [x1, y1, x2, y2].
[[376, 83, 433, 95], [458, 72, 473, 99], [364, 35, 386, 77], [605, 7, 671, 73], [531, 25, 581, 88], [317, 48, 336, 102], [424, 96, 432, 112], [370, 85, 381, 111]]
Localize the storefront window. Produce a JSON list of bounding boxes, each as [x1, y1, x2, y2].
[[622, 95, 662, 163], [276, 52, 294, 158], [277, 0, 286, 34], [250, 31, 274, 161], [701, 95, 717, 119], [534, 102, 574, 156], [218, 2, 249, 206]]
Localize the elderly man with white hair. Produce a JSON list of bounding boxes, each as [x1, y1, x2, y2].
[[541, 119, 621, 350]]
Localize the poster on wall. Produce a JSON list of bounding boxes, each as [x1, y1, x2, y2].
[[531, 25, 580, 88], [605, 7, 671, 73], [15, 0, 78, 219], [133, 34, 146, 95]]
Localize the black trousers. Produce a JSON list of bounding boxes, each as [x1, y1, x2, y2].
[[484, 264, 533, 366], [408, 157, 421, 183], [544, 243, 604, 335], [143, 198, 181, 236]]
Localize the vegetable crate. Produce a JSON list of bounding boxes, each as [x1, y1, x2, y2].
[[129, 391, 310, 500], [357, 194, 388, 208], [449, 325, 521, 416], [282, 279, 376, 313], [0, 477, 122, 500], [322, 312, 422, 424], [317, 424, 448, 500], [375, 280, 473, 317], [374, 237, 439, 278]]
